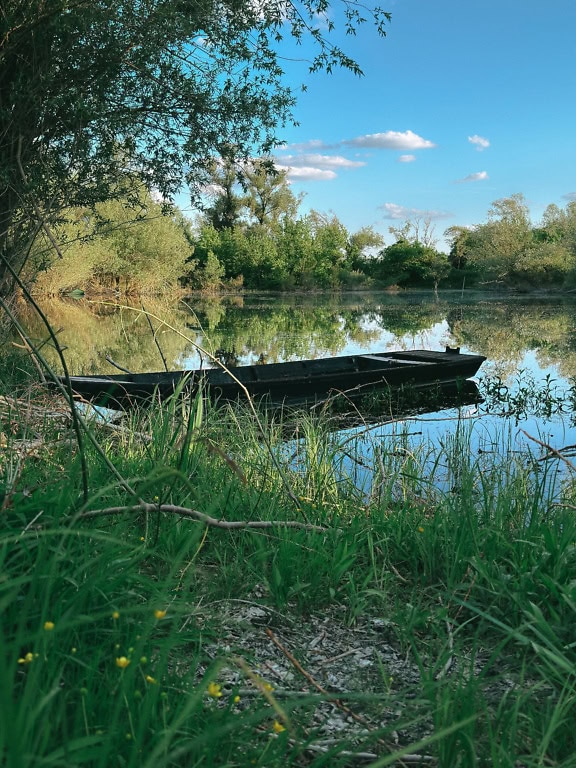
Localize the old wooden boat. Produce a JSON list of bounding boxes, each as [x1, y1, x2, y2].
[[55, 347, 486, 409]]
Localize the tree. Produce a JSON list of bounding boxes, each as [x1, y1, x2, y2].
[[276, 218, 315, 286], [26, 185, 193, 294], [193, 251, 226, 292], [444, 225, 472, 270], [389, 217, 438, 248], [243, 159, 301, 229], [345, 226, 384, 270], [306, 211, 348, 287], [0, 0, 390, 294], [373, 240, 450, 291], [537, 204, 565, 243], [487, 193, 531, 229], [203, 158, 245, 231], [200, 155, 301, 232], [512, 241, 574, 286], [461, 194, 533, 282]]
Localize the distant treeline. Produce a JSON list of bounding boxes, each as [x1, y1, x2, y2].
[[26, 165, 576, 295]]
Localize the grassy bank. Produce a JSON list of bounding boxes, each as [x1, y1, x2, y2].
[[2, 379, 576, 767]]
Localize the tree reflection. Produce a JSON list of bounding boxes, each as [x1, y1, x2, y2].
[[11, 293, 576, 384]]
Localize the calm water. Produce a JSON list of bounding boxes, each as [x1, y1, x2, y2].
[[17, 290, 576, 479]]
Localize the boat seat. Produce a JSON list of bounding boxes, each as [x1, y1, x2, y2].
[[360, 355, 433, 365]]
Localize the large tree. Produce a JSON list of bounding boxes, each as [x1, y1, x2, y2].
[[455, 194, 533, 283], [0, 0, 390, 293], [242, 159, 301, 230]]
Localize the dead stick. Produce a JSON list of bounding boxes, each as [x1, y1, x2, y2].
[[520, 429, 576, 472], [80, 502, 327, 531]]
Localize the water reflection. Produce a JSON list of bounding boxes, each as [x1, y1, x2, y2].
[[338, 404, 570, 499], [12, 291, 576, 489], [18, 292, 576, 385]]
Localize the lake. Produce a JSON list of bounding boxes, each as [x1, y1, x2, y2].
[[17, 290, 576, 482]]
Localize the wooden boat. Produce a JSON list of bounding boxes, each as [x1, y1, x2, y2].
[[56, 347, 486, 409]]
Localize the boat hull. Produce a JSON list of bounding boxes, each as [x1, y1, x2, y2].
[[55, 348, 486, 410]]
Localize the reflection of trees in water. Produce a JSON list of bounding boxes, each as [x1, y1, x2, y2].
[[447, 299, 576, 380], [15, 298, 197, 374], [192, 304, 373, 361], [360, 304, 447, 337], [188, 295, 450, 362], [14, 294, 576, 380]]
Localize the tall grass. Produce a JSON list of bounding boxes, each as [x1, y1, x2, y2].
[[2, 378, 576, 766]]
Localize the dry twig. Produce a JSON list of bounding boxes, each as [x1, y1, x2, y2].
[[79, 502, 327, 531]]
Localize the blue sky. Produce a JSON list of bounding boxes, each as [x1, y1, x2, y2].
[[265, 0, 576, 250]]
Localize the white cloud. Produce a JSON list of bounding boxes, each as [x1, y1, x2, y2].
[[455, 171, 489, 183], [287, 139, 334, 152], [277, 154, 365, 169], [398, 154, 416, 163], [379, 203, 451, 220], [562, 192, 576, 201], [468, 135, 490, 151], [276, 164, 337, 181], [344, 130, 436, 150]]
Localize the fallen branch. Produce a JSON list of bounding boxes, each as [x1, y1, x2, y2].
[[520, 430, 576, 472], [305, 744, 434, 764], [0, 394, 70, 422], [79, 502, 327, 531], [536, 442, 576, 462]]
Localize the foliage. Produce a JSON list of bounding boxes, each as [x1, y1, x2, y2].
[[368, 239, 450, 290], [25, 186, 193, 295], [345, 226, 384, 271], [242, 159, 302, 230], [17, 180, 576, 299], [444, 194, 576, 287], [186, 209, 379, 291], [388, 216, 438, 248], [0, 0, 391, 292], [202, 157, 246, 231]]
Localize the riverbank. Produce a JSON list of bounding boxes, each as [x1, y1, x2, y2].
[[2, 385, 576, 766]]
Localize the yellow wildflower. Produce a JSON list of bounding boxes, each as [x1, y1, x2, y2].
[[145, 675, 157, 684], [44, 621, 55, 631], [154, 609, 167, 620], [263, 682, 274, 692], [233, 695, 241, 704], [116, 656, 130, 669], [272, 720, 286, 734], [112, 611, 120, 620], [17, 652, 34, 665], [417, 526, 425, 533], [207, 681, 222, 698]]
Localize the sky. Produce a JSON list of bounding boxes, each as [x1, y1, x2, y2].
[[248, 0, 576, 251]]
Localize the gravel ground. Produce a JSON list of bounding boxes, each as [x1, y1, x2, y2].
[[190, 594, 526, 766]]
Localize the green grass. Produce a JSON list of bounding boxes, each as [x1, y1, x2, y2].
[[2, 369, 576, 766]]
